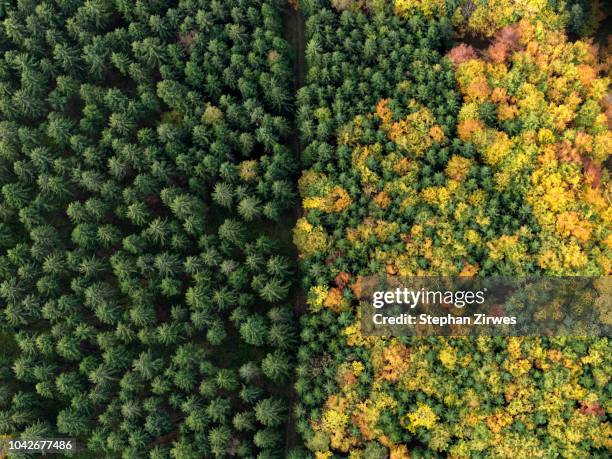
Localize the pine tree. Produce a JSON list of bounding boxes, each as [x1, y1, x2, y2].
[[255, 397, 287, 427]]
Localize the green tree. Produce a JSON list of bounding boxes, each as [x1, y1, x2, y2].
[[261, 350, 291, 382], [255, 397, 287, 427]]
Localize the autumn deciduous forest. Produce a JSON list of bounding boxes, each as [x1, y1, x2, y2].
[[0, 0, 609, 458]]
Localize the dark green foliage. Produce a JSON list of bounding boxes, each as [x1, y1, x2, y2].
[[0, 0, 296, 457]]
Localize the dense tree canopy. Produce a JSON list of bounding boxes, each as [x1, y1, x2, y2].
[[0, 0, 609, 458], [0, 0, 297, 457], [294, 0, 610, 457]]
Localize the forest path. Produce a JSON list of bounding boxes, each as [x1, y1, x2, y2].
[[283, 2, 306, 453], [282, 2, 306, 319]]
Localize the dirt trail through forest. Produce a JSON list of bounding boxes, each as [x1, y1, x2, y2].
[[283, 3, 306, 452]]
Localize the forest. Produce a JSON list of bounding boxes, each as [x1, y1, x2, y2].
[[0, 0, 610, 458]]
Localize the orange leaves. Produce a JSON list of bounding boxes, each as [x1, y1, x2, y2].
[[351, 407, 376, 441], [450, 19, 610, 276], [324, 287, 349, 312], [579, 401, 605, 417], [390, 445, 409, 459], [556, 139, 581, 163], [300, 169, 351, 212], [337, 365, 358, 388], [447, 43, 478, 67], [497, 103, 519, 121], [555, 212, 593, 243], [457, 119, 484, 141], [574, 132, 594, 154], [554, 138, 603, 189], [429, 125, 446, 143], [488, 41, 509, 64], [455, 59, 487, 96], [334, 271, 351, 289], [392, 157, 415, 176], [299, 9, 610, 449], [486, 410, 513, 434], [379, 341, 411, 382], [582, 159, 602, 189], [373, 191, 392, 209], [459, 263, 479, 277], [577, 64, 598, 89], [350, 275, 365, 300], [492, 89, 520, 121], [445, 155, 473, 181], [375, 98, 393, 126], [603, 93, 612, 129], [329, 186, 352, 212], [491, 87, 509, 104], [487, 25, 521, 64]]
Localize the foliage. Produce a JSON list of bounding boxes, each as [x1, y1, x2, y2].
[[329, 1, 609, 37], [0, 0, 609, 457], [395, 0, 609, 37], [295, 0, 610, 457], [0, 0, 297, 457]]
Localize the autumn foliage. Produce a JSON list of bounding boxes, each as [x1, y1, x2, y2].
[[295, 1, 610, 457]]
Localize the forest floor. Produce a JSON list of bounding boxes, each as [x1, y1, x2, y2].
[[282, 2, 306, 453]]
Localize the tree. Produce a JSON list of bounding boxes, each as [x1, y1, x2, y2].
[[255, 397, 287, 427], [215, 369, 238, 391], [233, 411, 255, 432], [238, 362, 260, 382], [253, 428, 283, 450], [56, 407, 90, 436], [212, 182, 233, 208], [218, 219, 246, 245], [239, 315, 267, 347], [252, 275, 289, 302], [237, 196, 261, 221], [268, 323, 297, 350], [209, 425, 231, 457], [261, 350, 291, 382], [206, 397, 230, 424]]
